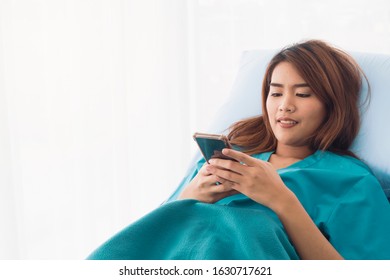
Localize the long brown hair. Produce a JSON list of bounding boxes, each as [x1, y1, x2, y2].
[[228, 39, 369, 157]]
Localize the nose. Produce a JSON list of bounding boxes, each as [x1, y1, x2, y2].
[[278, 96, 296, 113]]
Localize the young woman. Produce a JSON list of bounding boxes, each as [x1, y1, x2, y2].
[[88, 40, 390, 260]]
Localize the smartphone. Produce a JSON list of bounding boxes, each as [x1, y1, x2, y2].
[[193, 132, 237, 163]]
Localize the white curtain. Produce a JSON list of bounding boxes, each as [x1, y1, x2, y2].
[[0, 0, 193, 259], [1, 0, 389, 259]]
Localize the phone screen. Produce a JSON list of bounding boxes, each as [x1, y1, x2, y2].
[[193, 133, 236, 163]]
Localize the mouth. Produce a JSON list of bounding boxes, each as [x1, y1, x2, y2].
[[277, 117, 299, 128]]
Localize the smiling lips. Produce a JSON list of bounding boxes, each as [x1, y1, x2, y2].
[[277, 117, 298, 128]]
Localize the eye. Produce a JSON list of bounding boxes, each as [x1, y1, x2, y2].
[[296, 93, 312, 98], [270, 93, 282, 97]]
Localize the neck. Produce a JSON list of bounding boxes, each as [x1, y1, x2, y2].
[[275, 144, 314, 159]]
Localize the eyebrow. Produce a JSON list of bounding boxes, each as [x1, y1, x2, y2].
[[270, 82, 310, 88]]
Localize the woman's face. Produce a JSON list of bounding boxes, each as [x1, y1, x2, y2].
[[266, 62, 327, 149]]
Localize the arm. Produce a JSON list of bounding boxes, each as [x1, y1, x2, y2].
[[207, 149, 343, 260]]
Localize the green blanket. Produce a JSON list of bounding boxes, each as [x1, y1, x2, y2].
[[87, 199, 298, 260]]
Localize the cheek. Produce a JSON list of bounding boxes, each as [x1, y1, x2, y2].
[[266, 99, 277, 118], [308, 104, 327, 126]]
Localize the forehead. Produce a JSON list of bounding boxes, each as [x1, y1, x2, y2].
[[270, 62, 306, 84]]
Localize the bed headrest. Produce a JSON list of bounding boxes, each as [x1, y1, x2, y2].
[[207, 50, 390, 199]]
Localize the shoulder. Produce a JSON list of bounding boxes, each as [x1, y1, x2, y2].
[[313, 151, 388, 202], [295, 150, 386, 201], [313, 150, 374, 177]]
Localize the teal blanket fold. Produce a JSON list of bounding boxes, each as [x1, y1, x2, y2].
[[87, 199, 299, 260]]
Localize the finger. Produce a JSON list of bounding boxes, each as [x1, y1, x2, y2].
[[211, 177, 237, 193], [222, 149, 258, 167], [214, 182, 236, 193], [207, 164, 242, 184], [218, 179, 235, 190], [199, 163, 212, 175], [208, 158, 245, 175], [203, 174, 223, 186]]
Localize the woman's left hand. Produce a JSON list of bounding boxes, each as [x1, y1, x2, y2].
[[207, 149, 290, 211]]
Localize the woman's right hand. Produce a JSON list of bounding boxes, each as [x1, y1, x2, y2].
[[178, 163, 239, 203]]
